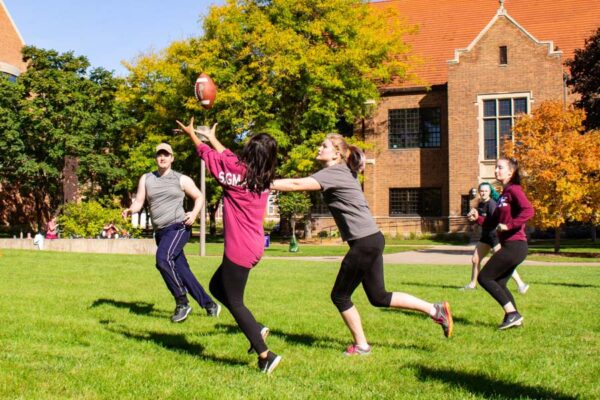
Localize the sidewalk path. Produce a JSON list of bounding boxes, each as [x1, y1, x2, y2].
[[265, 244, 600, 267]]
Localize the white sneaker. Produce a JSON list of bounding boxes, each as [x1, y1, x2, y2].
[[518, 284, 530, 294]]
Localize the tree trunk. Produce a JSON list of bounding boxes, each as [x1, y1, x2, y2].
[[208, 207, 217, 237], [554, 226, 562, 253], [591, 224, 597, 243]]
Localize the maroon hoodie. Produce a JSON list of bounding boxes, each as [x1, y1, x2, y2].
[[196, 143, 268, 268], [477, 183, 534, 243]]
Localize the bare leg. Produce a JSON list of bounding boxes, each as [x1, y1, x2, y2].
[[390, 292, 435, 316], [340, 306, 367, 346], [512, 269, 525, 287], [466, 242, 491, 288]]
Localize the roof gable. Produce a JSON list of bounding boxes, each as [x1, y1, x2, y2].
[[0, 0, 26, 74], [371, 0, 600, 87]]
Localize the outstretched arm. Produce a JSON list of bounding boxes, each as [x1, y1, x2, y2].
[[176, 118, 225, 153], [271, 177, 322, 192]]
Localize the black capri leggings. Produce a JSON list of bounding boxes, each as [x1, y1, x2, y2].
[[478, 240, 528, 309], [209, 257, 267, 354], [331, 232, 393, 312]]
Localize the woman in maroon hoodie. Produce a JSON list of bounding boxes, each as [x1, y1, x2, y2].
[[177, 118, 281, 374], [473, 157, 534, 330]]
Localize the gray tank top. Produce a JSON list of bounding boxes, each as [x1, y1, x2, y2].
[[145, 170, 185, 230]]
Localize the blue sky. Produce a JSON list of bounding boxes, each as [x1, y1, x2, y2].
[[4, 0, 222, 76]]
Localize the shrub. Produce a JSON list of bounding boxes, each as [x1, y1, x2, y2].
[[58, 201, 139, 238]]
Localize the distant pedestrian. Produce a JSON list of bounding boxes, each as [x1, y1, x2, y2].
[[271, 134, 453, 356], [473, 158, 534, 330]]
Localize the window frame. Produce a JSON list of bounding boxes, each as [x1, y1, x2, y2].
[[388, 107, 442, 149], [389, 188, 442, 217], [477, 93, 531, 161]]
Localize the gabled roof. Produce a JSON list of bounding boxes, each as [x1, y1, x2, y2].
[[370, 0, 600, 87], [0, 0, 26, 74]]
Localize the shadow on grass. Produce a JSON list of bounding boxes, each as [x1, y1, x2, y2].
[[380, 308, 498, 328], [397, 281, 461, 290], [528, 281, 600, 289], [414, 365, 577, 400], [90, 298, 169, 318], [104, 324, 248, 367], [214, 323, 431, 352]]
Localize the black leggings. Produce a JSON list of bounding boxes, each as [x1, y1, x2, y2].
[[478, 240, 528, 309], [209, 257, 267, 354], [331, 232, 393, 312]]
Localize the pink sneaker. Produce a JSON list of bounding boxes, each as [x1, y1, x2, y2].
[[344, 344, 372, 356]]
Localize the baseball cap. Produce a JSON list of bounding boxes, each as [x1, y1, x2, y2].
[[155, 143, 173, 155]]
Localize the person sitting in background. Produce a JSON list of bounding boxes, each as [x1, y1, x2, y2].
[[45, 217, 59, 239]]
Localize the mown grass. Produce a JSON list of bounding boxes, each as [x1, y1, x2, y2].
[[1, 249, 598, 399]]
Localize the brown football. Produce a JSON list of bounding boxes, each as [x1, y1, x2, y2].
[[194, 73, 217, 109]]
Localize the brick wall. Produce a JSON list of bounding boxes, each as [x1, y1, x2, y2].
[[447, 15, 564, 229], [0, 1, 26, 73]]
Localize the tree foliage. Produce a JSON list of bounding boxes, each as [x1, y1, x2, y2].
[[119, 0, 418, 183], [505, 101, 600, 251], [0, 46, 133, 228], [567, 27, 600, 130]]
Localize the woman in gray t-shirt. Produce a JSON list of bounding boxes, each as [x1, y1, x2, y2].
[[272, 134, 453, 355]]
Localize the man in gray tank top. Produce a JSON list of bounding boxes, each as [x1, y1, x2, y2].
[[123, 143, 220, 322]]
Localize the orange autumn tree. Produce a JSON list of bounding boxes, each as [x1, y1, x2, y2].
[[505, 100, 600, 252]]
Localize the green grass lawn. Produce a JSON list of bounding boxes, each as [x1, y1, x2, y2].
[[1, 249, 599, 399]]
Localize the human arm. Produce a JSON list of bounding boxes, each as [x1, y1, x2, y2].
[[181, 175, 204, 226], [122, 174, 146, 218], [270, 177, 322, 192], [498, 186, 534, 232]]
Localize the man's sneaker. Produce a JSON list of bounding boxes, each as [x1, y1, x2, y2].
[[171, 304, 192, 323], [498, 312, 523, 330], [206, 302, 221, 317], [431, 301, 453, 338], [518, 284, 530, 294], [343, 344, 372, 356], [247, 326, 270, 354], [258, 351, 282, 374]]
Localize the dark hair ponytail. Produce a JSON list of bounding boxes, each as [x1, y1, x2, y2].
[[240, 133, 278, 193]]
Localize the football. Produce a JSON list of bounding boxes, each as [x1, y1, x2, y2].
[[194, 73, 217, 109]]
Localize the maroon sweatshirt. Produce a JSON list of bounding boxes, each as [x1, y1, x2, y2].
[[477, 183, 534, 243], [196, 143, 268, 268]]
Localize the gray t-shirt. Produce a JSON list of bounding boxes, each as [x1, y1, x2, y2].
[[311, 163, 380, 241], [145, 170, 186, 230]]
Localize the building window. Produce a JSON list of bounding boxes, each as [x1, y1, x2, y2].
[[310, 192, 330, 216], [388, 108, 441, 149], [1, 72, 17, 83], [499, 46, 508, 65], [481, 96, 528, 159], [389, 188, 442, 217], [461, 195, 471, 216]]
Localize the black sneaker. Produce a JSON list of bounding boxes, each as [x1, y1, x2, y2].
[[247, 326, 270, 354], [498, 312, 523, 330], [171, 304, 192, 323], [206, 303, 221, 317], [431, 301, 453, 338], [258, 351, 282, 374]]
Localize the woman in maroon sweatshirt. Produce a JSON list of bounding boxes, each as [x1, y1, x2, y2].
[[177, 118, 282, 374], [473, 157, 534, 330]]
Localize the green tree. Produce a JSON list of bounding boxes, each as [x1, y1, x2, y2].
[[0, 46, 133, 228], [276, 191, 312, 249], [567, 27, 600, 130]]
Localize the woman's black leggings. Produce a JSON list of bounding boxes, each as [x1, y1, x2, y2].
[[331, 232, 393, 312], [478, 240, 528, 309], [209, 257, 267, 354]]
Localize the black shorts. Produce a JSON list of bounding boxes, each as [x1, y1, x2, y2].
[[479, 230, 499, 247]]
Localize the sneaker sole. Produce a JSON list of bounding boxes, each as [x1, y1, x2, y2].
[[265, 355, 282, 375], [442, 301, 453, 338], [518, 285, 529, 294], [171, 306, 192, 323], [499, 317, 524, 330], [248, 327, 270, 354], [212, 303, 222, 317]]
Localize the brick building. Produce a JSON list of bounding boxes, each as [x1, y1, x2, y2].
[[343, 0, 600, 236], [0, 0, 26, 78]]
